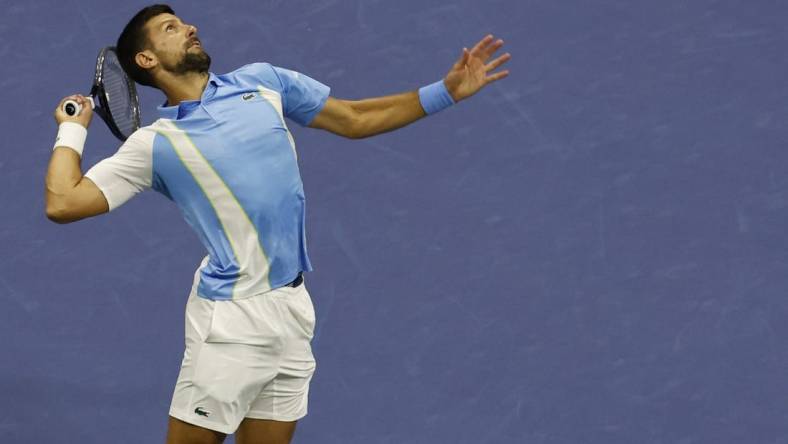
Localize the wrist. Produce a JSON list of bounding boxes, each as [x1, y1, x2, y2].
[[53, 122, 87, 157], [418, 80, 456, 115]]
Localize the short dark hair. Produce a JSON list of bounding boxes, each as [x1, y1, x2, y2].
[[117, 4, 174, 88]]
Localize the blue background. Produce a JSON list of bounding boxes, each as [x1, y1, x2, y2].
[[2, 1, 788, 442]]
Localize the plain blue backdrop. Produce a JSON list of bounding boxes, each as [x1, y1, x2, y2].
[[2, 1, 788, 442]]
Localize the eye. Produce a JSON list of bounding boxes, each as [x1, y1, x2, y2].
[[166, 24, 175, 32]]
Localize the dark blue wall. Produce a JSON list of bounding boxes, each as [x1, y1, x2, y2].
[[2, 1, 787, 442]]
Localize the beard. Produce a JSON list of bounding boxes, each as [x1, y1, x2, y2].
[[164, 46, 212, 75]]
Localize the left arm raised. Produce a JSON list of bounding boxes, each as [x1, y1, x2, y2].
[[309, 93, 424, 139], [309, 35, 511, 139]]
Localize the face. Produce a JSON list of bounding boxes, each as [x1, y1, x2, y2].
[[141, 13, 211, 76]]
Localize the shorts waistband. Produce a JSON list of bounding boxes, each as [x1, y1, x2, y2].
[[285, 272, 304, 288]]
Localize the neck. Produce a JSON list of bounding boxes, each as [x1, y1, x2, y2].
[[159, 71, 210, 106]]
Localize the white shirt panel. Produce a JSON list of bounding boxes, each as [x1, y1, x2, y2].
[[83, 127, 155, 211]]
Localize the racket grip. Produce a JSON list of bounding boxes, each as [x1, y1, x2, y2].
[[63, 97, 95, 116]]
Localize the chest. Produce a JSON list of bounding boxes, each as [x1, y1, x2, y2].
[[205, 87, 290, 145], [152, 86, 298, 185]]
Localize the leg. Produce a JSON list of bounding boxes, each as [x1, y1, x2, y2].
[[241, 285, 316, 444], [165, 416, 226, 444], [170, 291, 281, 439], [235, 418, 297, 444]]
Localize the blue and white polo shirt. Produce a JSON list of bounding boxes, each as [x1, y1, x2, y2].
[[84, 63, 330, 300]]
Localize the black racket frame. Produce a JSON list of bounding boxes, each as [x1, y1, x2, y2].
[[91, 46, 141, 141]]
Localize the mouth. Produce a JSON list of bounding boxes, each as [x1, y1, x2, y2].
[[188, 39, 201, 48]]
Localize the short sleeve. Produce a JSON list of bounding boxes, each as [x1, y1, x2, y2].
[[272, 66, 331, 126], [83, 128, 155, 211]]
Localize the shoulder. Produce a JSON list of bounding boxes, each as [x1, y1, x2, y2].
[[111, 124, 159, 155], [232, 62, 275, 75], [220, 62, 283, 89], [124, 124, 158, 146]]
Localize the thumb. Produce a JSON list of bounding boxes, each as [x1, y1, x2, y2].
[[453, 47, 469, 70]]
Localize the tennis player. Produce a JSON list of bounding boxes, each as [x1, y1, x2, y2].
[[45, 4, 510, 444]]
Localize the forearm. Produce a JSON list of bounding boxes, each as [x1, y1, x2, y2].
[[45, 147, 85, 221], [313, 35, 510, 140], [45, 95, 109, 223], [349, 91, 426, 139], [311, 80, 456, 139]]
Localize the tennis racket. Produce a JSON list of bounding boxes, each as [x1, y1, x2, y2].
[[63, 46, 141, 141]]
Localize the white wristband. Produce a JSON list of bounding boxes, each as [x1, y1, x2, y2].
[[53, 122, 88, 157]]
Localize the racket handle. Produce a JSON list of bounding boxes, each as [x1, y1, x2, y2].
[[63, 97, 95, 116]]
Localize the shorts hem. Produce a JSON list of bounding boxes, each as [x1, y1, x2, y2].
[[244, 409, 308, 422], [169, 408, 237, 435]]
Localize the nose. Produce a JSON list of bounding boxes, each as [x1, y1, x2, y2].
[[187, 24, 197, 37]]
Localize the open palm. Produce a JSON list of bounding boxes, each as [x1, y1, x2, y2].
[[444, 35, 511, 102]]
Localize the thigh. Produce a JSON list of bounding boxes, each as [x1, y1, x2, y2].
[[235, 418, 297, 444], [171, 338, 281, 434], [166, 415, 227, 444], [170, 293, 282, 434], [245, 284, 316, 422]]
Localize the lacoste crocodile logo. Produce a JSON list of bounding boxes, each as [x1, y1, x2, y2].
[[194, 407, 210, 417], [242, 93, 256, 101]]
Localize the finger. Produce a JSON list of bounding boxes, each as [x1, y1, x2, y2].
[[484, 70, 510, 84], [470, 34, 494, 56], [452, 47, 470, 70], [58, 95, 78, 107], [484, 52, 511, 72], [480, 39, 504, 60]]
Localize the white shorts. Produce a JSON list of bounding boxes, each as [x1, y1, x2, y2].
[[169, 274, 316, 434]]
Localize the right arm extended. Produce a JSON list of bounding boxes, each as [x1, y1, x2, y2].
[[45, 94, 109, 224]]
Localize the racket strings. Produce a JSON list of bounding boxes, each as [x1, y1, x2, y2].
[[99, 49, 140, 140], [104, 71, 136, 134]]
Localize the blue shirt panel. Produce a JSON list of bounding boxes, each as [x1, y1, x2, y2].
[[151, 131, 240, 300], [153, 64, 329, 298], [270, 65, 332, 125]]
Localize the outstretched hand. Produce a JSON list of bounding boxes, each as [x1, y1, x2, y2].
[[443, 34, 511, 102]]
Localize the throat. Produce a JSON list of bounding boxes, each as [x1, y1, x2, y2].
[[162, 71, 210, 106]]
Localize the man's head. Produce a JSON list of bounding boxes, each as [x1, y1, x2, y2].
[[117, 4, 211, 89]]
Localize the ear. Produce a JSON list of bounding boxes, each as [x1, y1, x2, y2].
[[135, 49, 158, 70]]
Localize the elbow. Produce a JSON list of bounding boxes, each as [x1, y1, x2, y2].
[[45, 186, 69, 223], [344, 106, 368, 139], [346, 130, 366, 140], [46, 212, 70, 224], [45, 205, 73, 224], [346, 120, 370, 140], [45, 196, 76, 224]]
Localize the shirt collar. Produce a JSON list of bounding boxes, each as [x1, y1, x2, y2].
[[157, 72, 224, 120]]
